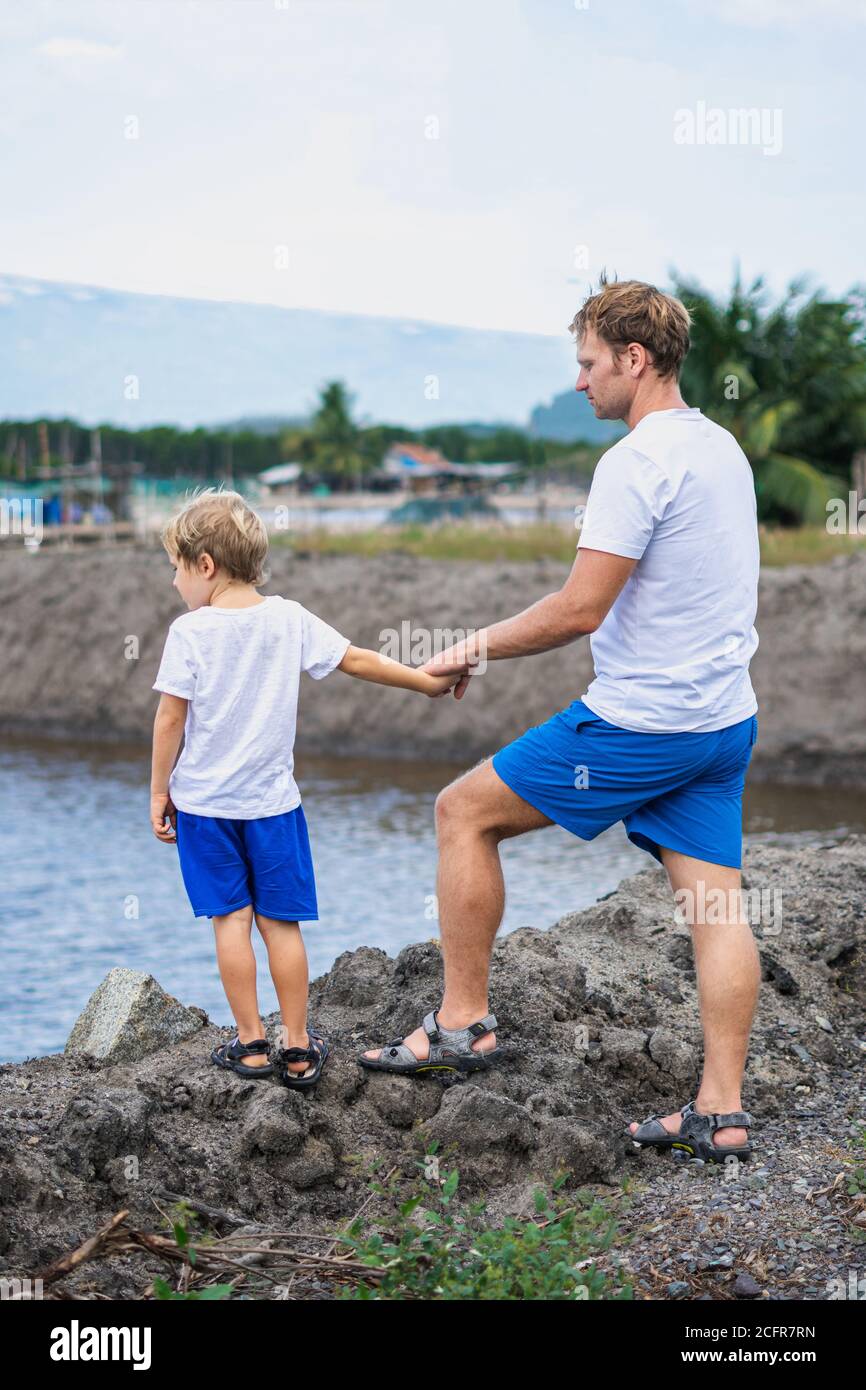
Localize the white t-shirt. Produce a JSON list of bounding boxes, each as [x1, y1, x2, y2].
[[576, 406, 759, 733], [152, 595, 351, 818]]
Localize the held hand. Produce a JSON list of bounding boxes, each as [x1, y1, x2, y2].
[[151, 792, 178, 843], [421, 644, 477, 698], [422, 671, 463, 699], [421, 643, 474, 678]]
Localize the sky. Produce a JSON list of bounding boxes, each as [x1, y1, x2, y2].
[[0, 0, 864, 337]]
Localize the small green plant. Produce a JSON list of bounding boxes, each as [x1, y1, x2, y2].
[[151, 1277, 234, 1300], [151, 1202, 233, 1301], [336, 1144, 633, 1300], [844, 1123, 866, 1197]]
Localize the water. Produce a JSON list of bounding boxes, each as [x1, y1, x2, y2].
[[2, 737, 865, 1065]]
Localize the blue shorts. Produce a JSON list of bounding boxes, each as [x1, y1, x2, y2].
[[174, 804, 318, 921], [492, 699, 758, 870]]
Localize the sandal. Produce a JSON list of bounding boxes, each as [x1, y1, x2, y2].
[[211, 1034, 274, 1078], [357, 1010, 501, 1075], [275, 1028, 329, 1090], [626, 1098, 753, 1164]]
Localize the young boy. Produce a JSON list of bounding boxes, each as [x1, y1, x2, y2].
[[150, 488, 455, 1087]]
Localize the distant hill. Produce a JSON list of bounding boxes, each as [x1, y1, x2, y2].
[[216, 414, 309, 435], [0, 274, 579, 433], [528, 389, 626, 444]]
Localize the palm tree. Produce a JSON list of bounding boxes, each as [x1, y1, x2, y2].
[[674, 271, 858, 524], [310, 381, 366, 490]]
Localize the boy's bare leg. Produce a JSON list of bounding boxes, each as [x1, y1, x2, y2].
[[362, 759, 552, 1062], [627, 848, 761, 1147], [255, 915, 311, 1073], [212, 905, 269, 1066]]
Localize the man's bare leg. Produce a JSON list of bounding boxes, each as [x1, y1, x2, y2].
[[628, 848, 761, 1147], [362, 759, 552, 1062]]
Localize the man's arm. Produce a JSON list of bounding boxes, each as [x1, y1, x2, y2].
[[422, 547, 636, 685]]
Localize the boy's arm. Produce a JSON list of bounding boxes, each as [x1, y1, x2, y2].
[[150, 693, 188, 841], [336, 644, 453, 697]]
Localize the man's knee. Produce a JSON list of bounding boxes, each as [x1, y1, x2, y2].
[[434, 779, 471, 837], [435, 761, 493, 839]]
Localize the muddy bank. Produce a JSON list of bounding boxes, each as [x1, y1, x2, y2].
[[1, 546, 865, 784], [1, 839, 864, 1300]]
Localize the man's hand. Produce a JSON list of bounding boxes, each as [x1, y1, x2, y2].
[[151, 791, 178, 843], [417, 669, 464, 698], [421, 646, 477, 699]]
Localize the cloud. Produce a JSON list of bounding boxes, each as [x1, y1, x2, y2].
[[37, 37, 122, 61], [686, 0, 864, 27]]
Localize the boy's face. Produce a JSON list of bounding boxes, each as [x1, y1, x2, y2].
[[169, 551, 216, 609]]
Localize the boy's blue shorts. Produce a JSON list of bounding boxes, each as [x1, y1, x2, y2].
[[174, 805, 318, 921], [491, 699, 758, 870]]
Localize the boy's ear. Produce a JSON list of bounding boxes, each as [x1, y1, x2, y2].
[[197, 551, 217, 579]]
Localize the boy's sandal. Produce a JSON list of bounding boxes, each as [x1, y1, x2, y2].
[[356, 1009, 501, 1075], [627, 1098, 753, 1164], [275, 1030, 329, 1090], [211, 1034, 274, 1078]]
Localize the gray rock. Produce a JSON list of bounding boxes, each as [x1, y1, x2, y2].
[[65, 968, 205, 1066], [240, 1089, 308, 1159], [420, 1085, 537, 1184], [647, 1026, 697, 1083], [58, 1088, 155, 1179]]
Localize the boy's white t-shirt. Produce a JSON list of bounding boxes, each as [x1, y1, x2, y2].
[[576, 406, 759, 733], [152, 595, 351, 818]]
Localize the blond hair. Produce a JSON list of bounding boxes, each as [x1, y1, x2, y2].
[[161, 487, 269, 586], [568, 274, 692, 379]]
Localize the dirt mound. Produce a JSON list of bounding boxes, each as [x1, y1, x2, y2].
[[1, 838, 864, 1299]]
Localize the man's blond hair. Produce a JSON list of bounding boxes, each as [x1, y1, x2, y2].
[[568, 274, 691, 380], [161, 487, 269, 586]]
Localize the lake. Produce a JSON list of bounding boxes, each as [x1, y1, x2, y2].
[[3, 736, 865, 1064]]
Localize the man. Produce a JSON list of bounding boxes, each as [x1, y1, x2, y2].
[[359, 276, 761, 1164]]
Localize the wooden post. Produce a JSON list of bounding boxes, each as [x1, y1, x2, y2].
[[38, 421, 50, 471]]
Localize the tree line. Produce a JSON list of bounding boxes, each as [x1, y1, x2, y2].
[[2, 273, 864, 524]]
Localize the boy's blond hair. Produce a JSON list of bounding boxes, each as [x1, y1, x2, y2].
[[161, 487, 269, 586], [568, 274, 692, 380]]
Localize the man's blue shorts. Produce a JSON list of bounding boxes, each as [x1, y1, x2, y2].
[[491, 699, 758, 870], [174, 805, 318, 921]]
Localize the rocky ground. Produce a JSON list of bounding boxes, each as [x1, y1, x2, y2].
[[1, 545, 866, 783], [1, 837, 864, 1301]]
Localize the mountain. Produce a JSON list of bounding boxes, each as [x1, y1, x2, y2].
[[0, 274, 582, 434], [528, 389, 626, 444]]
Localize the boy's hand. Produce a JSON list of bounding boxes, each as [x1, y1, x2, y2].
[[421, 647, 475, 700], [151, 792, 178, 843], [420, 671, 462, 699]]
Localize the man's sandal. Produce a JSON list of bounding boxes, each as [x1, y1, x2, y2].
[[626, 1098, 753, 1164], [274, 1028, 329, 1090], [357, 1010, 501, 1076], [210, 1034, 274, 1078]]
